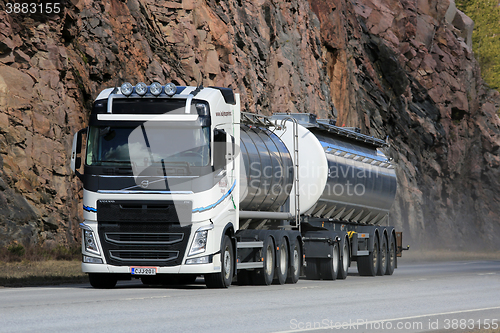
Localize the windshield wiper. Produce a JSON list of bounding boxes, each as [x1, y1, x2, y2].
[[98, 160, 131, 164]]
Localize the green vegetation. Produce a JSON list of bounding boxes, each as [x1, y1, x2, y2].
[[0, 242, 85, 287], [456, 0, 500, 91], [0, 241, 81, 262], [0, 260, 86, 287], [7, 242, 26, 257]]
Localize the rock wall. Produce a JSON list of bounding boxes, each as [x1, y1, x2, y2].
[[0, 0, 499, 250]]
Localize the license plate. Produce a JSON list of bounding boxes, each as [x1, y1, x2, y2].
[[130, 267, 157, 275]]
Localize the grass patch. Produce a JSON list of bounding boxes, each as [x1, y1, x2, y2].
[[0, 260, 87, 287], [398, 249, 500, 263], [0, 242, 87, 287], [0, 241, 81, 262]]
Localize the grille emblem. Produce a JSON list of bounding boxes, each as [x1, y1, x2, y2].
[[140, 180, 149, 188]]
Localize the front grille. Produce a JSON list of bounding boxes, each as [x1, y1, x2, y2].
[[99, 222, 191, 267], [105, 232, 184, 245], [97, 200, 192, 224], [109, 250, 178, 262]]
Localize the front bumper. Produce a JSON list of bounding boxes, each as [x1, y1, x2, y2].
[[82, 252, 222, 275]]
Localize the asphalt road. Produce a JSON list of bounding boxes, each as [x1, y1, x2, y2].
[[1, 260, 499, 333]]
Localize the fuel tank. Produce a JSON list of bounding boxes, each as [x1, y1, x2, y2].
[[239, 114, 397, 225]]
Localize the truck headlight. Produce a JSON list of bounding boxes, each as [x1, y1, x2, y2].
[[188, 224, 214, 257], [121, 82, 133, 96], [164, 82, 177, 96], [150, 82, 163, 96], [186, 255, 213, 265], [135, 82, 148, 96], [83, 255, 103, 264], [83, 229, 100, 255]]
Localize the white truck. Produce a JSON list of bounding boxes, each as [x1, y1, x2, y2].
[[71, 82, 404, 288]]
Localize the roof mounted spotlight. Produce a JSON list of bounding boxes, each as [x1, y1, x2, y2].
[[164, 82, 177, 97], [135, 82, 148, 96], [150, 82, 163, 96], [121, 82, 133, 96]]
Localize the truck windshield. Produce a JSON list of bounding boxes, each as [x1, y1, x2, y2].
[[86, 124, 210, 167]]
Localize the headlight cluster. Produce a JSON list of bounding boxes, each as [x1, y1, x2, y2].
[[83, 228, 100, 255], [81, 225, 103, 264], [188, 225, 214, 257], [120, 82, 177, 97]]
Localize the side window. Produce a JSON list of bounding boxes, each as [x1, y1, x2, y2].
[[213, 128, 227, 171]]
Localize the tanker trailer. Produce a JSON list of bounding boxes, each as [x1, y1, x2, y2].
[[237, 112, 400, 280], [71, 82, 403, 289]]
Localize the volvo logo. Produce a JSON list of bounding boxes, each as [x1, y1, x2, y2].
[[140, 180, 149, 189]]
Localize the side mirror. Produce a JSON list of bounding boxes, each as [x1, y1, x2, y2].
[[71, 128, 87, 180]]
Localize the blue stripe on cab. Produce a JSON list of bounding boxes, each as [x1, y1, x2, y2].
[[192, 181, 236, 213], [83, 205, 97, 213]]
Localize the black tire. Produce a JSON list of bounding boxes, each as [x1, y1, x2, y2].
[[274, 236, 288, 285], [337, 237, 349, 280], [205, 235, 234, 288], [304, 258, 319, 280], [319, 242, 339, 280], [358, 235, 379, 277], [254, 236, 275, 285], [377, 235, 388, 276], [286, 237, 301, 284], [89, 273, 117, 289], [385, 234, 396, 275]]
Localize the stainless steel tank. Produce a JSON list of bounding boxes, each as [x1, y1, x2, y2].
[[239, 125, 294, 212], [239, 115, 397, 225], [308, 130, 397, 224]]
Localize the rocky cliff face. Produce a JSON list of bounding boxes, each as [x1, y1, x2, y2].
[[0, 0, 499, 250]]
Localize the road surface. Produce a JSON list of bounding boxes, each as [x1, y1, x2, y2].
[[0, 260, 499, 332]]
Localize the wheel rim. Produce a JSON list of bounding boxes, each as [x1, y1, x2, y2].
[[381, 242, 387, 270], [373, 243, 378, 271], [265, 245, 273, 275], [280, 246, 287, 275], [223, 245, 231, 280], [389, 241, 395, 268], [342, 243, 349, 271], [292, 247, 299, 276], [333, 244, 339, 273]]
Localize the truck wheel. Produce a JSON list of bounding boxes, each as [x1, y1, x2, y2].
[[274, 236, 288, 285], [89, 273, 117, 289], [358, 235, 379, 276], [254, 236, 275, 285], [377, 236, 388, 276], [385, 234, 396, 275], [286, 237, 301, 284], [337, 237, 349, 280], [205, 235, 234, 288], [304, 259, 319, 280], [319, 242, 339, 280]]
